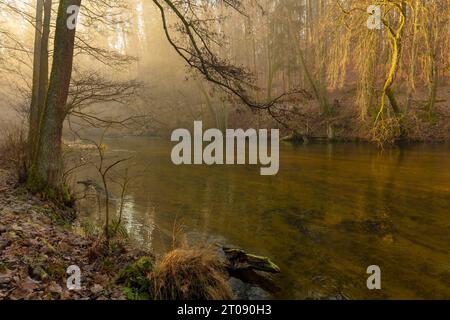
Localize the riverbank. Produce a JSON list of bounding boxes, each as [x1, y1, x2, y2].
[[0, 164, 272, 300], [0, 167, 152, 300]]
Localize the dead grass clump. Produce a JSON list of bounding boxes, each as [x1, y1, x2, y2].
[[150, 248, 233, 300], [0, 124, 27, 181]]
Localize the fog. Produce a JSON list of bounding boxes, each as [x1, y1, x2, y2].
[[1, 0, 449, 142]]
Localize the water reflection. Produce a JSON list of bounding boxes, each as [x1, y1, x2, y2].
[[77, 138, 450, 299]]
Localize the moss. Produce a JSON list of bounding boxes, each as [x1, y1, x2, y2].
[[223, 247, 281, 273], [61, 185, 75, 207], [102, 257, 115, 272], [116, 256, 154, 300], [41, 238, 56, 252], [32, 265, 49, 281], [26, 166, 75, 207], [246, 253, 281, 273], [26, 166, 46, 194], [122, 287, 151, 300], [45, 208, 63, 225], [38, 206, 74, 228], [81, 220, 100, 237], [23, 255, 50, 281]]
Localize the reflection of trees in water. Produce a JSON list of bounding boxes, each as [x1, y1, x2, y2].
[[118, 196, 139, 241], [200, 177, 214, 234], [118, 194, 157, 250], [79, 190, 157, 249], [78, 140, 450, 299]]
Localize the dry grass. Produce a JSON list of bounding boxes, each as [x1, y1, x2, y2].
[[150, 247, 233, 300], [0, 123, 27, 181]]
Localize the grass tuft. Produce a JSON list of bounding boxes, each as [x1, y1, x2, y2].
[[150, 247, 232, 300]]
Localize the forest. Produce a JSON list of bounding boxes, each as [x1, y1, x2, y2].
[[0, 0, 449, 301]]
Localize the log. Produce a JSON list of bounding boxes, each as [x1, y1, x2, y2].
[[221, 246, 280, 274]]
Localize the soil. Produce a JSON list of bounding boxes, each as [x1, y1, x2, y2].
[[0, 167, 147, 300]]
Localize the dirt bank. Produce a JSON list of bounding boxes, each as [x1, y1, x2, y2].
[[0, 168, 148, 300]]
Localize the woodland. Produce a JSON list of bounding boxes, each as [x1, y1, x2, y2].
[[0, 0, 449, 300], [0, 0, 448, 198]]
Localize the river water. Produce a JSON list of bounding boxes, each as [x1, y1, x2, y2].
[[76, 137, 450, 299]]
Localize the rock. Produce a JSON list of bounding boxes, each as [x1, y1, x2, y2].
[[228, 277, 271, 300]]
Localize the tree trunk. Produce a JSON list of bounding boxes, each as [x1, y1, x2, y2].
[[27, 0, 44, 164], [28, 0, 81, 197], [29, 0, 52, 165], [426, 13, 438, 118], [38, 0, 52, 124], [386, 88, 401, 116], [406, 0, 420, 112], [428, 61, 438, 118]]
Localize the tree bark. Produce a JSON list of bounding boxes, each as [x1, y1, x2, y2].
[[29, 0, 52, 165], [29, 0, 81, 196], [27, 0, 44, 164], [38, 0, 52, 125]]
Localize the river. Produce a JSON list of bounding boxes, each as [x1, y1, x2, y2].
[[76, 137, 450, 299]]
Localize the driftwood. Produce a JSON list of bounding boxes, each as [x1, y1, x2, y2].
[[221, 246, 280, 274]]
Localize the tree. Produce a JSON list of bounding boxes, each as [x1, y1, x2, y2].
[[25, 0, 305, 198], [152, 0, 304, 111], [28, 0, 51, 165], [28, 0, 82, 199]]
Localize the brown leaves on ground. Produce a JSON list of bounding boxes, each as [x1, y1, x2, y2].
[[0, 169, 144, 300]]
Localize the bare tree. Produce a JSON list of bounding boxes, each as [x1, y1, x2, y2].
[[28, 0, 51, 164], [28, 0, 82, 197]]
